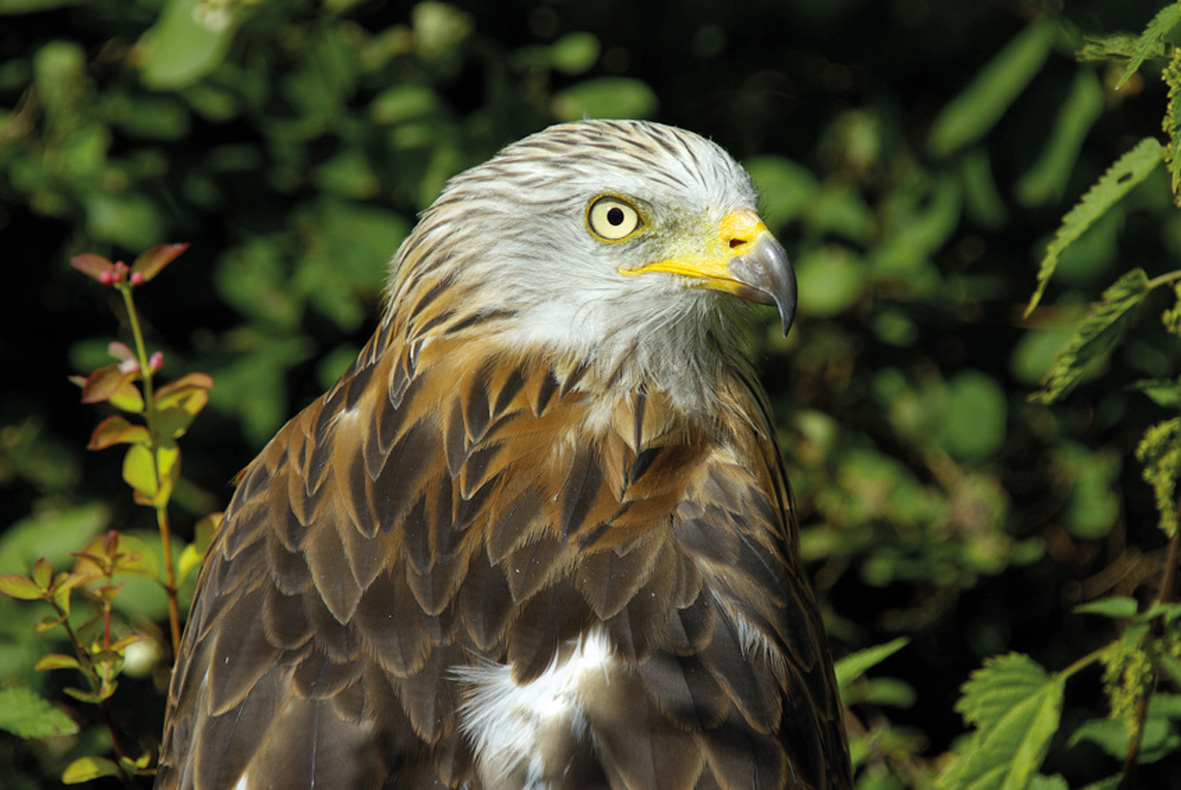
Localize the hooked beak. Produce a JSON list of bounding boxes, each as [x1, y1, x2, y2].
[[619, 209, 797, 336]]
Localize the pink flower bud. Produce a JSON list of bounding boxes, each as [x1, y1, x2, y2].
[[149, 352, 164, 372], [130, 272, 145, 287], [100, 270, 115, 285], [118, 358, 141, 375]]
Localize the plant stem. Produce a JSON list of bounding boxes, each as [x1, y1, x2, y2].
[[156, 504, 181, 653], [54, 603, 133, 787], [118, 284, 181, 656], [1117, 516, 1181, 790], [1146, 269, 1181, 290]]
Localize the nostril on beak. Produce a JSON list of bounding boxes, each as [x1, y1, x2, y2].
[[729, 237, 747, 249]]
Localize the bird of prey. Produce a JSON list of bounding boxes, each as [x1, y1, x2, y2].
[[156, 118, 851, 790]]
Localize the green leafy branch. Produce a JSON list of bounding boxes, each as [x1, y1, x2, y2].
[[940, 6, 1181, 789], [0, 244, 221, 786], [68, 243, 209, 653]]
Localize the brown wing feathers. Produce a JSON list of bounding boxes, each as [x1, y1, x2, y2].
[[157, 318, 849, 788]]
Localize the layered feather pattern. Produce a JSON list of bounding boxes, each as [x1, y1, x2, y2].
[[157, 119, 851, 789]]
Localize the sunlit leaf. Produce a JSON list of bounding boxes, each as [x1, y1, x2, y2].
[[34, 653, 81, 671], [1031, 269, 1151, 403], [0, 573, 43, 600], [130, 242, 189, 282], [62, 755, 121, 784], [179, 511, 222, 582], [88, 415, 150, 450], [1026, 139, 1161, 315], [121, 443, 158, 501], [938, 653, 1064, 790], [0, 686, 79, 739], [154, 374, 213, 438], [31, 556, 52, 589], [80, 364, 143, 412]]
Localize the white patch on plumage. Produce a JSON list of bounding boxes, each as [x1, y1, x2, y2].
[[453, 628, 616, 787]]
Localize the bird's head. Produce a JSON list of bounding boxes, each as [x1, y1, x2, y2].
[[387, 119, 795, 406]]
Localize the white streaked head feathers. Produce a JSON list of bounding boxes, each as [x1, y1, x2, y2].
[[385, 119, 765, 412]]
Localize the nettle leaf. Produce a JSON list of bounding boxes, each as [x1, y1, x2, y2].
[[1117, 3, 1181, 91], [834, 637, 910, 698], [938, 653, 1064, 790], [1027, 140, 1161, 315], [1163, 50, 1181, 203], [1030, 268, 1151, 404], [0, 686, 79, 738]]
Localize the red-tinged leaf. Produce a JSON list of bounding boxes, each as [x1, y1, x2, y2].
[[69, 253, 114, 282], [34, 653, 82, 672], [0, 574, 43, 600], [154, 371, 214, 397], [102, 529, 118, 556], [131, 243, 189, 283], [68, 375, 87, 388], [87, 415, 150, 451], [31, 558, 52, 590], [94, 582, 126, 602], [63, 755, 122, 784], [107, 341, 135, 362], [81, 365, 143, 412], [62, 685, 109, 704], [110, 633, 149, 652]]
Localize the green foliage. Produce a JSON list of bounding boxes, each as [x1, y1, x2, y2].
[[1026, 139, 1162, 315], [0, 686, 79, 739], [1031, 269, 1151, 404], [5, 1, 1181, 788], [938, 653, 1065, 790], [1136, 417, 1181, 538], [928, 19, 1057, 158]]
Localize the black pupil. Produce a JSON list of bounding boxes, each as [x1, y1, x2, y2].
[[606, 207, 625, 226]]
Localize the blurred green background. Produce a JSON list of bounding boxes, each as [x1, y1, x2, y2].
[[2, 0, 1180, 786]]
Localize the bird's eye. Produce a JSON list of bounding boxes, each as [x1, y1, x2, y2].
[[586, 196, 644, 241]]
